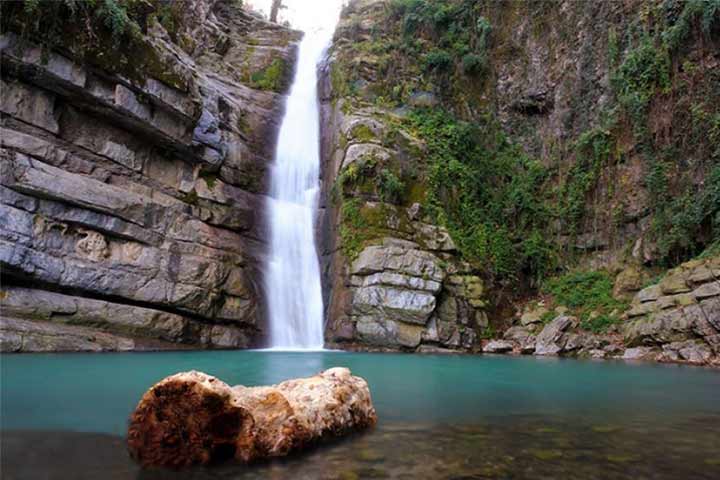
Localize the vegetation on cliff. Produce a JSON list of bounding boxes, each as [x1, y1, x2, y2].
[[0, 0, 188, 89], [328, 0, 720, 341]]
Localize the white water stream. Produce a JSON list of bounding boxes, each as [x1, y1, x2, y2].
[[265, 1, 343, 349]]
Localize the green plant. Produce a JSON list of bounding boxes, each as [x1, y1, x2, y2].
[[1, 0, 186, 89], [378, 169, 405, 204], [461, 53, 485, 75], [339, 199, 369, 260], [406, 108, 553, 281], [424, 49, 452, 72], [559, 126, 615, 231], [612, 36, 671, 123], [663, 0, 720, 52], [249, 58, 287, 92], [543, 270, 628, 333]]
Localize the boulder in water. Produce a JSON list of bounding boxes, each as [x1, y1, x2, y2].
[[127, 367, 377, 468]]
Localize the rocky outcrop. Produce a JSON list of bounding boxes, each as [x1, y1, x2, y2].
[[480, 256, 720, 365], [0, 0, 301, 351], [622, 257, 720, 364], [319, 3, 489, 353], [127, 368, 376, 468]]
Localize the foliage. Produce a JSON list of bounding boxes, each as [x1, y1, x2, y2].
[[663, 0, 720, 52], [389, 0, 492, 80], [461, 53, 486, 75], [612, 36, 671, 125], [559, 126, 615, 232], [249, 58, 287, 92], [407, 108, 553, 281], [543, 270, 628, 333], [1, 0, 186, 89], [339, 199, 369, 260], [424, 49, 452, 72], [651, 164, 720, 260], [378, 169, 405, 204]]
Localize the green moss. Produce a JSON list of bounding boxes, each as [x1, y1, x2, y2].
[[1, 0, 187, 90], [377, 168, 405, 204], [530, 449, 563, 461], [183, 189, 199, 206], [339, 199, 368, 260], [330, 61, 351, 98], [199, 170, 218, 190], [405, 181, 427, 204], [249, 58, 288, 92], [349, 124, 377, 143]]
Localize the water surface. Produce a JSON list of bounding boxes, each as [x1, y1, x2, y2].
[[2, 352, 719, 479]]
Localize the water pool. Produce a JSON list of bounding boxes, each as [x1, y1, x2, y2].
[[2, 351, 719, 479]]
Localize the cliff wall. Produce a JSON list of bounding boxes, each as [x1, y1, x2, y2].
[[319, 0, 720, 363], [0, 0, 300, 351]]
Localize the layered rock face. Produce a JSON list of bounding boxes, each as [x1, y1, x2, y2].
[[481, 255, 720, 365], [127, 367, 377, 467], [0, 0, 300, 351], [319, 2, 490, 352], [622, 257, 720, 364]]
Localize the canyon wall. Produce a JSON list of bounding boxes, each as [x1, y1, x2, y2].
[[319, 0, 720, 363], [0, 0, 300, 351]]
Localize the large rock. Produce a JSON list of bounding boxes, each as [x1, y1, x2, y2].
[[483, 339, 515, 353], [0, 287, 251, 350], [0, 2, 302, 350], [535, 315, 576, 355], [350, 243, 445, 282], [127, 368, 377, 467], [355, 316, 424, 348], [0, 316, 135, 352], [352, 285, 436, 325]]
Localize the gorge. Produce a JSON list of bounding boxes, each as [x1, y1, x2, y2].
[[1, 0, 719, 364], [1, 0, 720, 478]]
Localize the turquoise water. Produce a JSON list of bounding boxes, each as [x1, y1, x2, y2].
[[2, 352, 719, 479]]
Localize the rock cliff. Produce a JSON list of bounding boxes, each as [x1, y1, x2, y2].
[[0, 0, 300, 351], [318, 0, 720, 363]]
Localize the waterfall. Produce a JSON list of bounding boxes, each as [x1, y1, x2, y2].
[[265, 2, 341, 349]]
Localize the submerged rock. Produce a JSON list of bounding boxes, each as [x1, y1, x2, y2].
[[127, 368, 377, 468]]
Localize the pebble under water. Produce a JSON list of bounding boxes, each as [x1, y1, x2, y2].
[[1, 351, 719, 479]]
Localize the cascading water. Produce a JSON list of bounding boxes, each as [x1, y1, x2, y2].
[[265, 1, 342, 349]]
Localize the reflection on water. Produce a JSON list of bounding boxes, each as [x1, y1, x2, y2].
[[3, 416, 720, 480], [1, 351, 719, 478]]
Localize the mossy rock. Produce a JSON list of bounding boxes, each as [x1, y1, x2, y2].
[[249, 58, 290, 93]]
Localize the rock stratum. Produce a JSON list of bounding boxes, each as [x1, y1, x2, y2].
[[1, 0, 300, 350], [127, 367, 377, 468]]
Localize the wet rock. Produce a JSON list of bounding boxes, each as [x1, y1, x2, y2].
[[661, 340, 713, 364], [127, 368, 377, 467], [504, 325, 531, 343]]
